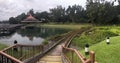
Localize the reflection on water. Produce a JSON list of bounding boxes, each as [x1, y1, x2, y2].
[[0, 27, 70, 46]]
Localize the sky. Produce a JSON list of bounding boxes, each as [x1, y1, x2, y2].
[[0, 0, 118, 21]]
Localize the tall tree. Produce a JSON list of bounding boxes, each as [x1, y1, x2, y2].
[[28, 9, 34, 16], [66, 5, 86, 23], [16, 13, 27, 21], [50, 6, 66, 23], [86, 0, 117, 24], [35, 11, 50, 23], [9, 17, 18, 24]]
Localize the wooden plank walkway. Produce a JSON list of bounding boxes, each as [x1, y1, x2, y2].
[[37, 56, 61, 63], [36, 43, 64, 63], [0, 24, 23, 29], [0, 24, 23, 35]]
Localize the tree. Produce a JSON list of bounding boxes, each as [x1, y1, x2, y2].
[[28, 9, 34, 16], [16, 13, 27, 21], [9, 17, 18, 24], [66, 5, 86, 23], [35, 11, 50, 23], [50, 6, 66, 23], [86, 0, 117, 24]]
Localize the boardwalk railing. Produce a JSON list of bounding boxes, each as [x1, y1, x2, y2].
[[62, 46, 96, 63], [26, 36, 66, 63], [62, 27, 97, 63], [0, 51, 23, 63], [1, 44, 43, 62]]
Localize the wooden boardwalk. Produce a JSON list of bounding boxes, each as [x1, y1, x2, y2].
[[0, 24, 23, 34], [37, 56, 61, 63], [36, 29, 79, 63], [0, 24, 23, 29], [36, 27, 93, 63], [37, 43, 64, 63]]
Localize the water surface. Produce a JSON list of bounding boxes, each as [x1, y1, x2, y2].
[[0, 27, 70, 46]]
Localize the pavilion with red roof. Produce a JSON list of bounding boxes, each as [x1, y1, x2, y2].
[[21, 14, 41, 24]]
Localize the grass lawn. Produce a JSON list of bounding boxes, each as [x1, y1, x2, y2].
[[0, 43, 8, 50], [39, 24, 91, 29], [72, 26, 119, 49], [71, 26, 120, 63], [83, 36, 120, 63]]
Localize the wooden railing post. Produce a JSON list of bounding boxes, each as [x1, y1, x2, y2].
[[71, 51, 73, 63], [90, 51, 95, 63]]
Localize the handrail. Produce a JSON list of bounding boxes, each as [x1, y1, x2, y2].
[[2, 44, 43, 52], [62, 54, 71, 63], [77, 51, 86, 60], [62, 46, 96, 63], [0, 51, 23, 63], [65, 27, 90, 48], [1, 44, 17, 52], [0, 44, 44, 63], [62, 27, 97, 63], [75, 50, 88, 63], [62, 46, 87, 63]]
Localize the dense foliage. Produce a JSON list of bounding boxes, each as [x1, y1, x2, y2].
[[9, 0, 120, 25]]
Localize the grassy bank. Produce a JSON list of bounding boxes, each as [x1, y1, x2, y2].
[[83, 36, 120, 63], [70, 25, 120, 63], [0, 43, 7, 50], [39, 24, 91, 29], [72, 26, 120, 49]]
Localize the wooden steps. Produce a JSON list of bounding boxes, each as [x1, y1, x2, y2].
[[37, 55, 62, 63]]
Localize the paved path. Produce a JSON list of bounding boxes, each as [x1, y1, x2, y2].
[[37, 43, 65, 63]]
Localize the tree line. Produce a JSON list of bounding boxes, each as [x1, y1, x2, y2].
[[9, 0, 120, 25]]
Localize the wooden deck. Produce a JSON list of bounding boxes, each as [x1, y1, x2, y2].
[[0, 24, 23, 35], [37, 55, 62, 63]]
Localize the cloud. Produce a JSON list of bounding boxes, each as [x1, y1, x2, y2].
[[0, 0, 86, 21]]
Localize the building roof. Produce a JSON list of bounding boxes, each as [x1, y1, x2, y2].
[[23, 14, 38, 21], [21, 14, 42, 23]]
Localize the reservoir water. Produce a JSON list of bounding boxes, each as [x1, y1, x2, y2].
[[0, 27, 70, 46]]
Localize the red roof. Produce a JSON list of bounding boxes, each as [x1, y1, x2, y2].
[[24, 14, 38, 21]]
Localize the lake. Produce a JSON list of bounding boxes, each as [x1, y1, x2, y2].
[[0, 27, 70, 46]]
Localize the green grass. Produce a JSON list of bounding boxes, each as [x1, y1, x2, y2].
[[0, 43, 8, 50], [72, 27, 118, 49], [71, 26, 120, 63], [39, 24, 91, 29], [84, 36, 120, 63]]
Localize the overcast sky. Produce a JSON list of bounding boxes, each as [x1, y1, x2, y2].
[[0, 0, 118, 21]]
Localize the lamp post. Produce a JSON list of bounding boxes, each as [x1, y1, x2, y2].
[[13, 40, 18, 52], [106, 37, 110, 44], [85, 43, 89, 55]]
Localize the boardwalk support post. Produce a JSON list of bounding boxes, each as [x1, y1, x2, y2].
[[90, 51, 95, 63]]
